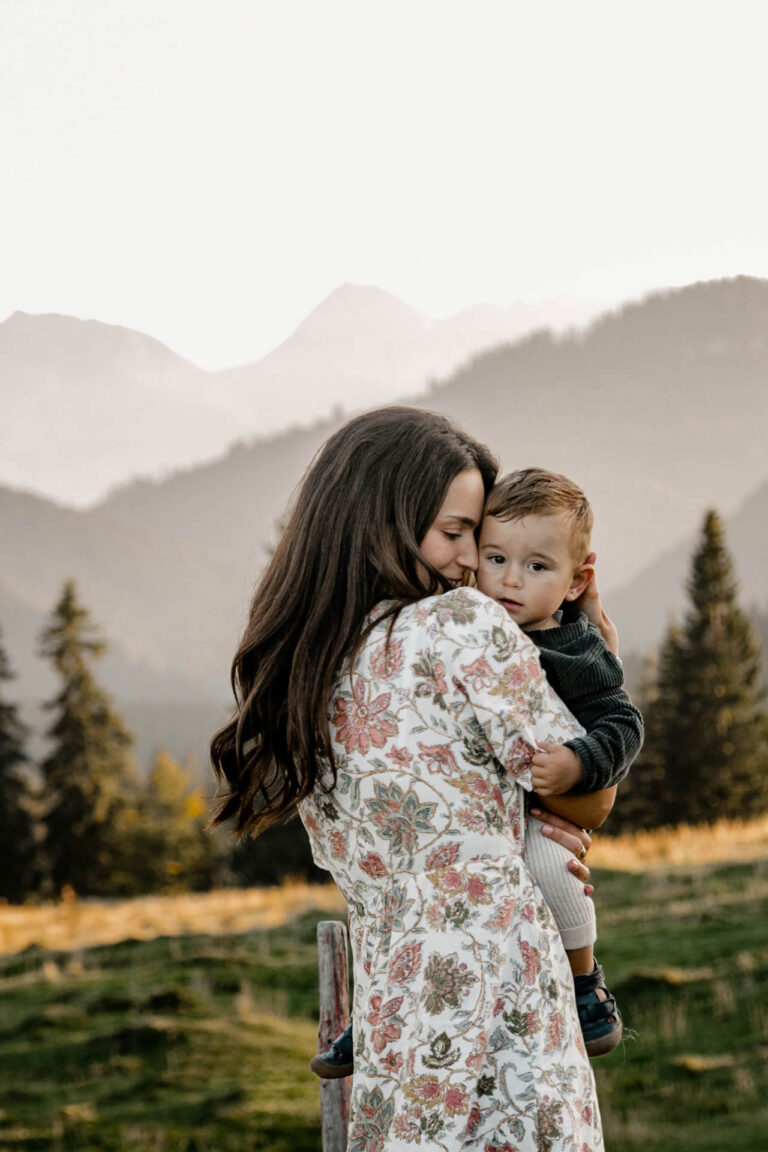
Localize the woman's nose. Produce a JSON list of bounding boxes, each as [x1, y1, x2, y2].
[[458, 537, 479, 572]]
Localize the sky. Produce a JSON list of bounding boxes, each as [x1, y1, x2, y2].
[[1, 0, 767, 369]]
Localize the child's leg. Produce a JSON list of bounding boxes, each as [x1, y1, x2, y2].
[[525, 813, 622, 1057], [523, 811, 597, 972]]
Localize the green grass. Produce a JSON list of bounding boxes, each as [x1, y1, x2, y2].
[[1, 860, 767, 1150], [593, 860, 768, 1150], [0, 921, 325, 1151]]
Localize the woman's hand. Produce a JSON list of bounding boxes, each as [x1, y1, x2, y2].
[[574, 553, 620, 658], [529, 806, 594, 895]]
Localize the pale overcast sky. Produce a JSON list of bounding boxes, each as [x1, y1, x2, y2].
[[1, 0, 766, 368]]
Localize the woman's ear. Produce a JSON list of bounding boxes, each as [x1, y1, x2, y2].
[[564, 558, 594, 602]]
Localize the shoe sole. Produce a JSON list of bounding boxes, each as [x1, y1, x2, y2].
[[309, 1054, 354, 1079], [586, 1019, 623, 1058]]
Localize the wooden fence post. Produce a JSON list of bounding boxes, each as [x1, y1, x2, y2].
[[316, 920, 351, 1152]]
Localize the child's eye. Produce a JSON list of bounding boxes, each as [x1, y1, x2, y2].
[[529, 562, 547, 573], [487, 554, 506, 566]]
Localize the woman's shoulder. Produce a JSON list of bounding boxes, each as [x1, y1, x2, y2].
[[411, 587, 528, 645]]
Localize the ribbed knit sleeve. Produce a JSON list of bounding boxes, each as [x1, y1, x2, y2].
[[528, 608, 644, 794]]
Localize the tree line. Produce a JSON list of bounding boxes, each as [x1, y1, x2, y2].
[[0, 581, 230, 903], [2, 510, 767, 902], [0, 579, 329, 905], [607, 509, 768, 833]]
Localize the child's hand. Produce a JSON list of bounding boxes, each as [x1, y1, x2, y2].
[[530, 743, 584, 795], [574, 554, 620, 657]]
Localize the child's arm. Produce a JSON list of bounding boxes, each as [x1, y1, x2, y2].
[[562, 685, 643, 795], [533, 785, 617, 830], [530, 656, 643, 796], [530, 599, 643, 797]]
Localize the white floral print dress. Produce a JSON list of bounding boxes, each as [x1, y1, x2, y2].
[[299, 588, 603, 1152]]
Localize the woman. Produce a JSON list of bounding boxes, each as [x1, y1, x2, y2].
[[211, 407, 607, 1151]]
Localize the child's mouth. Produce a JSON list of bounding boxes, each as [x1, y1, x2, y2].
[[500, 598, 523, 612]]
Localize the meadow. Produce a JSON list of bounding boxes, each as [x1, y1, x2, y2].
[[0, 819, 766, 1151]]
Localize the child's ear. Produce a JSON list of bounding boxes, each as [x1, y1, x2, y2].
[[564, 559, 594, 602]]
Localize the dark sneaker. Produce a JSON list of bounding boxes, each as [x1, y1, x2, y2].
[[574, 961, 622, 1058], [309, 1021, 354, 1079]]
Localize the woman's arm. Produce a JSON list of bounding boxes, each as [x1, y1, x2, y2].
[[430, 591, 615, 840], [534, 785, 616, 830]]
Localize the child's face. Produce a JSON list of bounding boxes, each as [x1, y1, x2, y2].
[[477, 512, 586, 630]]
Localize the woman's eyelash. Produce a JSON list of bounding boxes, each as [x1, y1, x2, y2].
[[443, 532, 462, 541]]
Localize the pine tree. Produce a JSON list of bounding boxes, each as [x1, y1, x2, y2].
[[636, 510, 768, 828], [604, 649, 667, 834], [0, 628, 37, 901], [126, 751, 222, 893], [39, 581, 139, 897]]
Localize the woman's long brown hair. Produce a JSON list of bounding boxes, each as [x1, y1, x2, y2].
[[209, 407, 498, 836]]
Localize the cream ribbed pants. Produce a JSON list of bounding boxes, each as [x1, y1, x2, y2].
[[523, 813, 597, 950]]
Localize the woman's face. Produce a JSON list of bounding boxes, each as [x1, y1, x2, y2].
[[420, 468, 486, 583]]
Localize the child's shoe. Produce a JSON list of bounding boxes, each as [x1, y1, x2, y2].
[[574, 960, 622, 1058], [309, 1021, 354, 1079]]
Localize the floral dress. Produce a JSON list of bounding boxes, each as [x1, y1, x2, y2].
[[299, 588, 603, 1152]]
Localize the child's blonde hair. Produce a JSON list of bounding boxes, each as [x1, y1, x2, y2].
[[485, 467, 593, 563]]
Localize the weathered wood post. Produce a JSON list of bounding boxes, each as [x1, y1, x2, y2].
[[317, 920, 351, 1151]]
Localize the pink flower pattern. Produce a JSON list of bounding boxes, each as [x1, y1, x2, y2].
[[333, 676, 397, 754], [417, 741, 459, 776], [370, 639, 404, 680], [299, 588, 603, 1150], [385, 745, 413, 767]]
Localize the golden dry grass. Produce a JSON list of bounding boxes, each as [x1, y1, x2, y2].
[[2, 816, 767, 959], [0, 881, 345, 957], [590, 813, 768, 870]]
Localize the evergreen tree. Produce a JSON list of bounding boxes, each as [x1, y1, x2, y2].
[[632, 510, 768, 829], [126, 751, 222, 893], [604, 649, 667, 834], [0, 628, 37, 901], [39, 581, 139, 897]]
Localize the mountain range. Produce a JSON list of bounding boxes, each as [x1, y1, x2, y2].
[[1, 288, 601, 507], [2, 276, 767, 775]]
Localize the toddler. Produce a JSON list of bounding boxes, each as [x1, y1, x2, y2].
[[475, 467, 643, 1058], [311, 467, 643, 1077]]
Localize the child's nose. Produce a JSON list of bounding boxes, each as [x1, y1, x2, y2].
[[504, 566, 524, 588]]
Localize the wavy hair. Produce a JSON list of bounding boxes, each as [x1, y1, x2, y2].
[[210, 407, 498, 835]]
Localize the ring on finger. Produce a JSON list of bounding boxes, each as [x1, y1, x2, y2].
[[576, 844, 588, 862]]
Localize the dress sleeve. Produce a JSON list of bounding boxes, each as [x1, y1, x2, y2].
[[427, 589, 585, 791]]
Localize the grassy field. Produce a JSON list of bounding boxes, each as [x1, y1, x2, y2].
[[0, 820, 767, 1151]]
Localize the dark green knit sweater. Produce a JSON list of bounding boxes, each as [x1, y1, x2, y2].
[[527, 602, 644, 794]]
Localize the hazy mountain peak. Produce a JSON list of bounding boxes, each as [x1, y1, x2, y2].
[[0, 309, 196, 370], [0, 311, 237, 507], [289, 282, 428, 343]]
